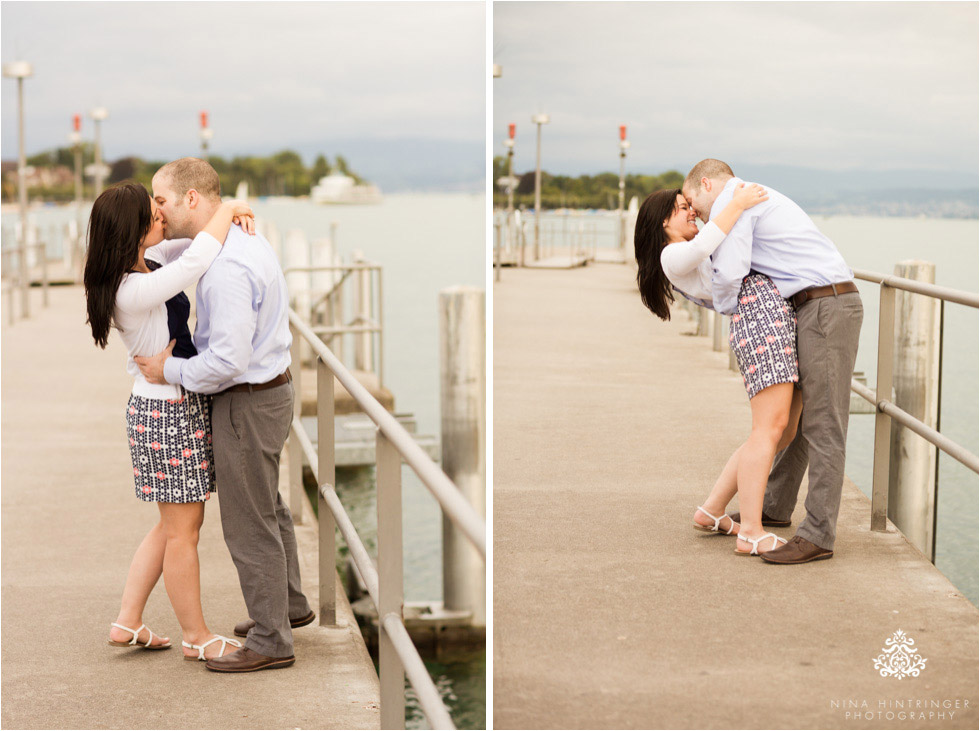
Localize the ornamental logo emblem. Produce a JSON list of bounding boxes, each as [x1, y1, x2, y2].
[[873, 630, 927, 679]]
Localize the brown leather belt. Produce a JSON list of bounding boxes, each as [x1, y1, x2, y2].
[[221, 370, 291, 395], [791, 281, 858, 308]]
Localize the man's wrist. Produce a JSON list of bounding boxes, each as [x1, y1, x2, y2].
[[162, 356, 186, 386]]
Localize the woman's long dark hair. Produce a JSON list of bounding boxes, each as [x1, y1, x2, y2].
[[83, 182, 152, 348], [634, 188, 682, 321]]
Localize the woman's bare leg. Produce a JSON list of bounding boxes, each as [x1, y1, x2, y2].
[[693, 444, 743, 532], [735, 382, 794, 553], [775, 387, 803, 454], [694, 386, 801, 536], [158, 501, 236, 659], [109, 521, 171, 647]]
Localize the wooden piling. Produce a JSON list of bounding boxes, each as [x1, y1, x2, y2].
[[439, 286, 486, 627], [887, 260, 941, 558]]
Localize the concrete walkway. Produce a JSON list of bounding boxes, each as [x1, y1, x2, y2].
[[493, 264, 978, 729], [1, 286, 380, 730]]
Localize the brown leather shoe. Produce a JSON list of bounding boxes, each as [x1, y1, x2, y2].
[[760, 534, 833, 564], [205, 646, 295, 673], [234, 610, 316, 638], [728, 510, 791, 528]]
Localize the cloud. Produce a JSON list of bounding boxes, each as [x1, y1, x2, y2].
[[1, 1, 485, 160], [493, 1, 979, 175]]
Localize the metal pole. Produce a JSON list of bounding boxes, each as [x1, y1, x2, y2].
[[507, 147, 515, 218], [494, 220, 502, 283], [887, 261, 940, 555], [39, 241, 48, 307], [376, 430, 405, 730], [871, 284, 896, 531], [534, 122, 541, 260], [317, 357, 337, 625], [618, 150, 626, 250], [93, 117, 105, 197], [932, 299, 944, 563], [376, 266, 384, 388], [288, 322, 305, 524], [17, 77, 29, 319], [439, 287, 486, 627]]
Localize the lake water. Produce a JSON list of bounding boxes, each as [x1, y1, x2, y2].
[[2, 192, 487, 729]]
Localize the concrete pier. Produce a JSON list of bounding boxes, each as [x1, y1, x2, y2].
[[1, 286, 381, 730], [493, 264, 978, 729]]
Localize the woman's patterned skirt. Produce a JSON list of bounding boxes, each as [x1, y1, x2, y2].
[[729, 274, 799, 400], [125, 388, 216, 503]]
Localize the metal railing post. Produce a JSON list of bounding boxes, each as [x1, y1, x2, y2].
[[376, 266, 385, 388], [317, 356, 337, 625], [376, 430, 405, 730], [712, 311, 723, 352], [871, 283, 896, 531], [494, 219, 502, 282], [288, 321, 304, 524], [39, 242, 48, 307]]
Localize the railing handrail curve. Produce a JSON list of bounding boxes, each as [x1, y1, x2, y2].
[[288, 308, 487, 558], [852, 268, 979, 308], [850, 379, 979, 473]]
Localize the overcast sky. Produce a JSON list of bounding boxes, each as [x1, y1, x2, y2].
[[1, 1, 484, 162], [493, 1, 979, 177]]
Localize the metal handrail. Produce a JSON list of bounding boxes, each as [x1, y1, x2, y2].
[[286, 307, 485, 730], [853, 268, 979, 308], [850, 379, 979, 472], [849, 268, 978, 546], [290, 310, 487, 554]]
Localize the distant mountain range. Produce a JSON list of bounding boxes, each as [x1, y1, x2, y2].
[[725, 164, 977, 217]]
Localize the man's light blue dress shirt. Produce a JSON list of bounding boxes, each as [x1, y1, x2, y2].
[[708, 178, 853, 315], [162, 225, 292, 394]]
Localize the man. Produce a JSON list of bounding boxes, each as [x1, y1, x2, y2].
[[682, 158, 863, 564], [136, 157, 315, 671]]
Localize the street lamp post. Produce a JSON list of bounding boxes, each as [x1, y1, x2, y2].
[[618, 124, 630, 250], [199, 111, 213, 160], [531, 113, 550, 261], [3, 60, 34, 318], [90, 106, 109, 197], [500, 124, 517, 282], [505, 123, 516, 217], [70, 114, 83, 274]]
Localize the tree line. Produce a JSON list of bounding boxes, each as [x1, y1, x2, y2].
[[1, 147, 366, 203], [493, 155, 684, 210]]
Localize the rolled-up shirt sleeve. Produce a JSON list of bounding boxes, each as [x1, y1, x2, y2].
[[710, 215, 755, 315], [661, 221, 725, 281], [163, 258, 257, 394], [116, 233, 221, 314]]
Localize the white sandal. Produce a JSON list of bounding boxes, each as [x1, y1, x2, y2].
[[735, 532, 787, 556], [693, 506, 737, 535], [107, 622, 171, 650], [182, 635, 242, 661]]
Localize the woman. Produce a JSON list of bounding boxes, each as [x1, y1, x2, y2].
[[84, 181, 254, 659], [634, 184, 803, 556]]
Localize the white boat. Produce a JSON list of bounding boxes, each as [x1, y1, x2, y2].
[[311, 173, 382, 205]]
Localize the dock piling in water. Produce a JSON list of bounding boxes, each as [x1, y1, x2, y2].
[[439, 286, 486, 628], [888, 260, 941, 558]]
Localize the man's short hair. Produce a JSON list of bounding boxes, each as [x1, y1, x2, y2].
[[155, 157, 221, 201], [684, 158, 735, 192]]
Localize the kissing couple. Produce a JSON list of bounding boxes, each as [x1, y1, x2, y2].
[[85, 158, 315, 672], [634, 158, 864, 563]]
